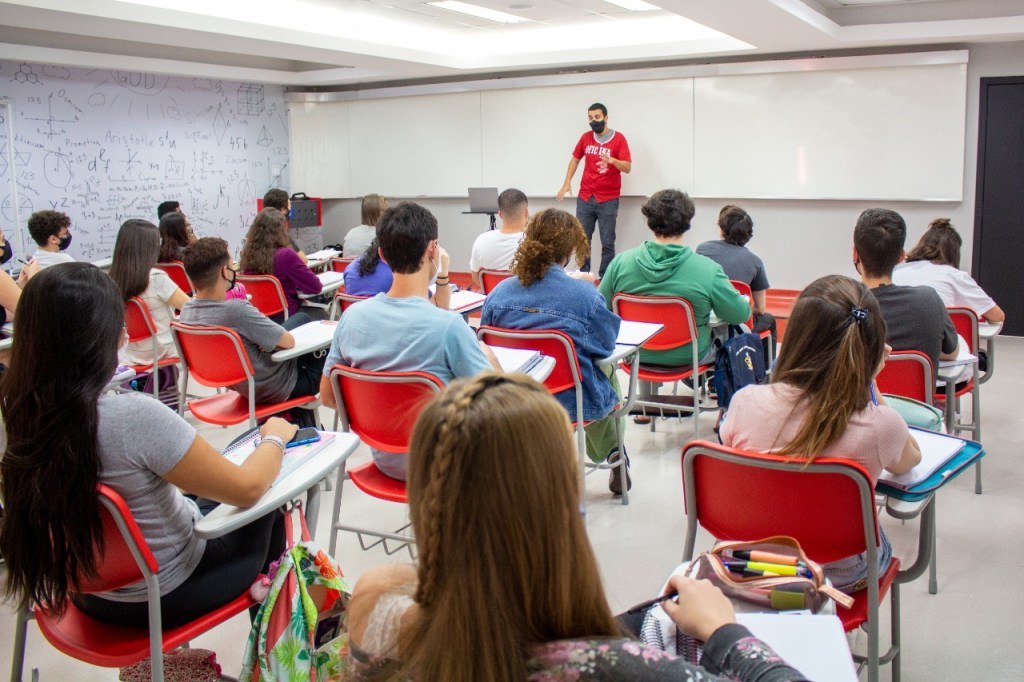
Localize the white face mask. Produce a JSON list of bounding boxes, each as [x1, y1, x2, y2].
[[119, 326, 130, 356]]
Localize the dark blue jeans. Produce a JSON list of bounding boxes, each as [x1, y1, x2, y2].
[[576, 196, 619, 277]]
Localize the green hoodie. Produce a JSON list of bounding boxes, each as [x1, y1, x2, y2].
[[598, 241, 750, 365]]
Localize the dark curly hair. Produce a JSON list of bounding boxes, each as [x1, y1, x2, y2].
[[641, 190, 695, 238], [718, 205, 754, 246], [511, 209, 588, 286]]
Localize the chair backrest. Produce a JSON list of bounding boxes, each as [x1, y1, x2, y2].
[[875, 350, 935, 404], [335, 292, 370, 314], [237, 274, 288, 319], [947, 306, 979, 354], [75, 484, 159, 594], [329, 365, 443, 453], [330, 257, 356, 274], [479, 268, 514, 294], [729, 279, 756, 329], [682, 441, 879, 565], [155, 261, 194, 296], [477, 325, 581, 396], [170, 322, 254, 388], [124, 297, 158, 344], [611, 293, 699, 353]]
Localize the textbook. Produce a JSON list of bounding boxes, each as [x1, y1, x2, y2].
[[222, 430, 336, 485], [448, 290, 486, 313], [491, 346, 543, 375], [877, 428, 966, 491]]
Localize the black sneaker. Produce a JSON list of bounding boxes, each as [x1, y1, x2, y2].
[[608, 449, 632, 495]]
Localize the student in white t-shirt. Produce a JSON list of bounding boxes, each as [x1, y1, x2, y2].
[[27, 210, 75, 269], [893, 218, 1005, 323], [343, 194, 387, 258], [469, 188, 528, 291]]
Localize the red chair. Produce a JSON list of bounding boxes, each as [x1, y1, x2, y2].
[[729, 279, 774, 365], [682, 441, 901, 682], [945, 306, 983, 493], [155, 261, 193, 296], [611, 293, 716, 440], [123, 297, 180, 403], [479, 268, 514, 294], [333, 292, 370, 319], [876, 350, 936, 406], [9, 484, 256, 682], [327, 365, 443, 556], [237, 274, 289, 320], [330, 256, 355, 274], [477, 325, 632, 506], [170, 322, 318, 428]]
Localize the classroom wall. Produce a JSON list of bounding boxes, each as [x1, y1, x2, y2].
[[314, 41, 1024, 290]]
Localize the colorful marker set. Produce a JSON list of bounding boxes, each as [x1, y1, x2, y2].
[[722, 550, 812, 578]]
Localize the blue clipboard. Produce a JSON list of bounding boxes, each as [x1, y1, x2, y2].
[[876, 436, 985, 502]]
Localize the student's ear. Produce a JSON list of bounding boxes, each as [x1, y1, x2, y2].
[[898, 249, 907, 263], [377, 247, 387, 264]]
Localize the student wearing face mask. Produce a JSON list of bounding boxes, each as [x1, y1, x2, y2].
[[556, 102, 632, 277], [319, 202, 501, 481], [27, 210, 75, 269]]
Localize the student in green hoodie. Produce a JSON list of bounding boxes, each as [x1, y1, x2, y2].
[[598, 189, 750, 368]]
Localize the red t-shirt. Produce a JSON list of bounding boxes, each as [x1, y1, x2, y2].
[[572, 130, 631, 203]]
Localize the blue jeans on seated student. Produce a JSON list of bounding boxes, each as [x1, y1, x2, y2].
[[824, 528, 893, 593]]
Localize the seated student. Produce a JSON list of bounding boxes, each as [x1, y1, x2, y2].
[[697, 205, 777, 342], [344, 237, 452, 310], [343, 194, 386, 258], [264, 188, 317, 257], [894, 218, 1005, 323], [0, 262, 296, 628], [469, 188, 528, 290], [721, 275, 921, 592], [27, 210, 75, 269], [480, 208, 628, 493], [108, 219, 189, 377], [0, 260, 39, 369], [598, 189, 750, 367], [179, 237, 325, 428], [241, 208, 323, 319], [346, 374, 806, 680], [853, 208, 958, 377], [158, 211, 196, 263], [319, 202, 498, 480]]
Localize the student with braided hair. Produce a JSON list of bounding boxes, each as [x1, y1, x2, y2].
[[345, 373, 807, 681]]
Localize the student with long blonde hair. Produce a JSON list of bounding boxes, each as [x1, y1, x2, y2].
[[721, 274, 921, 592], [347, 373, 805, 681]]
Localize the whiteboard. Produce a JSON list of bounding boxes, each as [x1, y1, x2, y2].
[[480, 79, 694, 197], [346, 91, 482, 196], [289, 101, 351, 197], [692, 64, 967, 200], [0, 61, 290, 261]]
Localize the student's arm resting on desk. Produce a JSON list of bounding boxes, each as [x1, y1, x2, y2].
[[710, 269, 751, 324], [752, 289, 767, 316], [163, 418, 298, 507], [167, 288, 190, 311], [982, 304, 1005, 323], [282, 248, 323, 295], [874, 391, 923, 476]]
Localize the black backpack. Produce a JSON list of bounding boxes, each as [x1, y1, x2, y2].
[[714, 326, 768, 409]]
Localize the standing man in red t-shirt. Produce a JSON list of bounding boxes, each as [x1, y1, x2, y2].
[[556, 102, 632, 276]]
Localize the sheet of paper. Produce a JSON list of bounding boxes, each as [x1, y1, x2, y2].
[[449, 289, 486, 312], [490, 346, 541, 373], [616, 320, 663, 346], [878, 428, 966, 488], [736, 613, 857, 682]]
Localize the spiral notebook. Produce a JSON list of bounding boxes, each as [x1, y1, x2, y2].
[[222, 430, 336, 485]]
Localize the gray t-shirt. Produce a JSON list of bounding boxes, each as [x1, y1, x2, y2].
[[872, 283, 958, 377], [343, 225, 376, 258], [179, 298, 297, 403], [695, 240, 770, 291]]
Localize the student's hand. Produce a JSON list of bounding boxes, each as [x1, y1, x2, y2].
[[661, 576, 736, 642], [260, 417, 298, 444], [17, 259, 39, 287], [437, 245, 450, 277], [557, 183, 571, 201]]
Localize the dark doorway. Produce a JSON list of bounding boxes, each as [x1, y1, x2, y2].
[[974, 77, 1024, 336]]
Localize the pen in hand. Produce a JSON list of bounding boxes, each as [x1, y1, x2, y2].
[[626, 589, 678, 614]]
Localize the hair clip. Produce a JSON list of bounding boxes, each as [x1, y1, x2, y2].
[[850, 307, 868, 323]]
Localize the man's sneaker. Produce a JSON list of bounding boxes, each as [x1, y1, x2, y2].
[[607, 449, 632, 495]]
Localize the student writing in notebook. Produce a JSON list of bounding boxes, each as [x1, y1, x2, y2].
[[720, 275, 921, 593], [0, 263, 295, 628]]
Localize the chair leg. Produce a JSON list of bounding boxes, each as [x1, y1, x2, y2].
[[328, 465, 347, 557], [614, 413, 628, 506], [9, 605, 31, 682], [929, 497, 939, 595], [891, 581, 902, 682]]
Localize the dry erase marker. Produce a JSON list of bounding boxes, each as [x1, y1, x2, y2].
[[723, 562, 782, 578], [735, 560, 810, 578], [723, 549, 808, 568]]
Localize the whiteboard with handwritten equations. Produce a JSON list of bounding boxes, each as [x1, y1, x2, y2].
[[0, 60, 291, 263]]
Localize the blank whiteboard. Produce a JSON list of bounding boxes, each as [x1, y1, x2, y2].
[[347, 91, 482, 196], [480, 79, 694, 197], [693, 64, 967, 200], [289, 101, 351, 197]]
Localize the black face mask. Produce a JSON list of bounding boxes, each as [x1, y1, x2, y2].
[[0, 241, 12, 265], [225, 267, 237, 290], [58, 233, 72, 251], [589, 120, 606, 134]]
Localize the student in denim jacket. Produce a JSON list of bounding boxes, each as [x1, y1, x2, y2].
[[481, 208, 630, 494]]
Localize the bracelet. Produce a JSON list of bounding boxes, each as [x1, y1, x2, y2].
[[260, 435, 287, 456], [436, 277, 450, 285]]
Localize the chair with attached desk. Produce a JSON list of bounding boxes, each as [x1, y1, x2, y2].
[[729, 279, 774, 366], [122, 297, 181, 405], [476, 325, 631, 506], [681, 441, 902, 682], [332, 292, 370, 320], [170, 322, 318, 429], [329, 256, 355, 274], [8, 484, 257, 682], [155, 261, 194, 297], [479, 268, 513, 294], [236, 274, 289, 321], [610, 293, 716, 441], [326, 365, 443, 557], [943, 306, 983, 494]]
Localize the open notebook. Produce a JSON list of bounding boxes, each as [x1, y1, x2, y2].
[[223, 430, 336, 485], [877, 428, 966, 491], [490, 346, 544, 375]]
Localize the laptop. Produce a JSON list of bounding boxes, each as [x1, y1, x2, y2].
[[467, 187, 499, 213]]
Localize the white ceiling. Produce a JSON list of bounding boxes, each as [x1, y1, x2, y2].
[[0, 0, 1021, 87]]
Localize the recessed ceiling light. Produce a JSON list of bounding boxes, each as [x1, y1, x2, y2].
[[507, 3, 534, 9], [428, 1, 529, 23], [599, 0, 660, 11]]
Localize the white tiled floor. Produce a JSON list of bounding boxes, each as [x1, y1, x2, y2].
[[3, 338, 1023, 680]]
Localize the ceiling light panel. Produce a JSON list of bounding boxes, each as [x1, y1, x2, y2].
[[599, 0, 660, 11], [427, 0, 529, 22]]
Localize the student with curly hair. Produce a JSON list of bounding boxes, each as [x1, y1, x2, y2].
[[241, 208, 323, 319], [481, 208, 628, 493], [27, 210, 75, 269]]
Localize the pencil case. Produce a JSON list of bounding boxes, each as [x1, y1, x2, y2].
[[687, 536, 854, 612]]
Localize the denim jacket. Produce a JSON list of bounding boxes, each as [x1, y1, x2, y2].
[[481, 265, 620, 422]]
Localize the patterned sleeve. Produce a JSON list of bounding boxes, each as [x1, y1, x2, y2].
[[701, 623, 810, 681]]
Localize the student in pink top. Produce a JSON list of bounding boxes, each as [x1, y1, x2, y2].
[[720, 274, 922, 592]]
